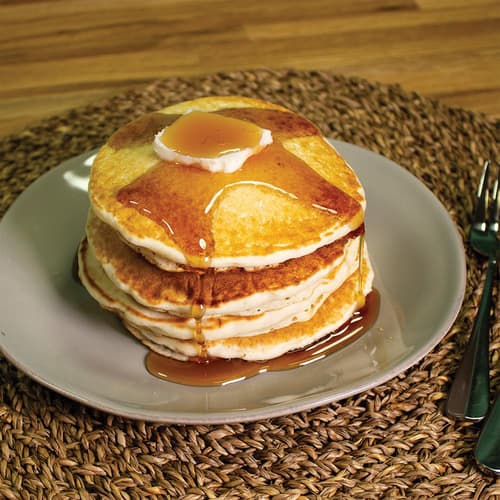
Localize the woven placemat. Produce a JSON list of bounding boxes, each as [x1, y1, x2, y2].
[[1, 69, 499, 499]]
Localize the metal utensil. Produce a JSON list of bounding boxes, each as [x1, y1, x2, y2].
[[476, 391, 500, 474], [446, 161, 499, 421]]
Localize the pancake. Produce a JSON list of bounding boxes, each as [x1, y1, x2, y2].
[[79, 237, 373, 361], [78, 96, 377, 378], [79, 229, 364, 341], [86, 210, 363, 316], [89, 96, 365, 269]]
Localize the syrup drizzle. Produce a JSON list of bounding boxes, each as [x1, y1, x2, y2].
[[146, 289, 380, 386], [190, 270, 214, 357], [117, 135, 359, 266], [216, 107, 320, 140], [357, 232, 365, 306], [192, 308, 206, 357]]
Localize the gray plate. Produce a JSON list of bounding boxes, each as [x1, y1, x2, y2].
[[0, 140, 466, 424]]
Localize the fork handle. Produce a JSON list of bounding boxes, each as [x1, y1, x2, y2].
[[446, 256, 496, 421], [475, 390, 500, 473]]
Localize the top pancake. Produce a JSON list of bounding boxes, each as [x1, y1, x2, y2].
[[89, 96, 365, 269]]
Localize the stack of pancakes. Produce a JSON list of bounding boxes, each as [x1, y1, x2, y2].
[[78, 96, 374, 362]]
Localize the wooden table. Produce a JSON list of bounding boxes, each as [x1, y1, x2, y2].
[[1, 0, 499, 137]]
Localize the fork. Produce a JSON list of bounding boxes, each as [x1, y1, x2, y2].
[[446, 160, 499, 421]]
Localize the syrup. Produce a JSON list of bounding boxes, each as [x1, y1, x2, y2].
[[216, 107, 320, 139], [117, 134, 360, 266], [108, 112, 179, 150], [357, 232, 365, 306], [189, 270, 214, 357], [159, 111, 264, 157], [145, 289, 380, 386]]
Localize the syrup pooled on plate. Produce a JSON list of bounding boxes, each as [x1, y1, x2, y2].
[[146, 289, 380, 386]]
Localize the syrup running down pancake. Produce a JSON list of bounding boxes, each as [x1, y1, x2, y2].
[[79, 96, 377, 385]]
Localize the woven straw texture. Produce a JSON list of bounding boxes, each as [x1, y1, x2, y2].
[[0, 70, 499, 499]]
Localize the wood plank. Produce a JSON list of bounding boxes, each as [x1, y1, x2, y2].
[[416, 0, 498, 9], [438, 89, 500, 118], [0, 0, 415, 24], [246, 4, 500, 40], [3, 11, 498, 93], [198, 19, 500, 72], [0, 85, 134, 137], [0, 49, 200, 94]]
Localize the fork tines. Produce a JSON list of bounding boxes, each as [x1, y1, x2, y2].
[[473, 160, 499, 234]]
